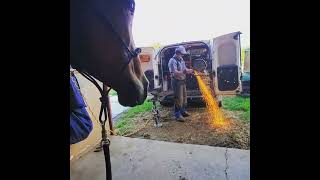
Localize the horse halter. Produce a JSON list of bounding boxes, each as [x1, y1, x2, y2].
[[92, 0, 141, 73]]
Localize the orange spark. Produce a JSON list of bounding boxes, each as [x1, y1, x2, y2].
[[194, 71, 228, 128]]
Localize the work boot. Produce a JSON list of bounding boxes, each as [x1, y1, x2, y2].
[[174, 109, 185, 122], [180, 108, 190, 117], [175, 116, 185, 122], [181, 111, 190, 117]]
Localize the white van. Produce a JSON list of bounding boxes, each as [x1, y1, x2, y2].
[[136, 47, 157, 91], [139, 31, 243, 105]]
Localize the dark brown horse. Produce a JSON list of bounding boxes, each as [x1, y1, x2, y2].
[[70, 0, 148, 107]]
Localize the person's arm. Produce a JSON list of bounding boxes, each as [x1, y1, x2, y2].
[[174, 69, 185, 76], [182, 61, 193, 74], [170, 60, 185, 76], [184, 68, 194, 74]]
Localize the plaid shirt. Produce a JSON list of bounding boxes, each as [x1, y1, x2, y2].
[[168, 54, 187, 80]]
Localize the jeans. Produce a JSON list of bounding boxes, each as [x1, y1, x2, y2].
[[171, 78, 187, 118]]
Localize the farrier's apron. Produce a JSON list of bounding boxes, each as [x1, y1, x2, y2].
[[170, 57, 187, 111]]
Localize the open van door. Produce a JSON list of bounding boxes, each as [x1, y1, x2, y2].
[[211, 32, 242, 96], [152, 49, 161, 90], [138, 47, 156, 91], [243, 49, 250, 73]]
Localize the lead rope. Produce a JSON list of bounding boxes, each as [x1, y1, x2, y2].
[[79, 71, 112, 180]]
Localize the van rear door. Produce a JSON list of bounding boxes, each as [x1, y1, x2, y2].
[[243, 49, 250, 73], [210, 32, 242, 95], [138, 47, 156, 91]]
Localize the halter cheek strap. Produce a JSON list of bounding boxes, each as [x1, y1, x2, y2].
[[91, 4, 141, 73]]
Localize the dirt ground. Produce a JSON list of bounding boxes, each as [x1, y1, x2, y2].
[[119, 104, 250, 150]]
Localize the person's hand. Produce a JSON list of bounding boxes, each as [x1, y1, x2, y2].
[[186, 69, 194, 74]]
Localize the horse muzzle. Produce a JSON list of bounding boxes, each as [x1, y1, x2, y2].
[[117, 77, 148, 107]]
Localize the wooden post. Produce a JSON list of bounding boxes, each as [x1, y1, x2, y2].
[[103, 85, 114, 135]]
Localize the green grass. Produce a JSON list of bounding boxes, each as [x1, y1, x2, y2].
[[241, 111, 250, 122], [109, 89, 117, 96], [115, 98, 153, 135], [222, 96, 250, 122]]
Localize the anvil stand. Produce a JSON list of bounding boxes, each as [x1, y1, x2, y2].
[[149, 89, 162, 128]]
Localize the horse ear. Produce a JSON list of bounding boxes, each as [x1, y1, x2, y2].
[[135, 48, 141, 55]]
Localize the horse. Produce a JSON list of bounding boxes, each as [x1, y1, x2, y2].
[[70, 0, 148, 107]]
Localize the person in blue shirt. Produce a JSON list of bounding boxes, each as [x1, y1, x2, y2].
[[168, 46, 194, 121]]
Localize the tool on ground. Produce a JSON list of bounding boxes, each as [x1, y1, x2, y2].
[[149, 89, 162, 128]]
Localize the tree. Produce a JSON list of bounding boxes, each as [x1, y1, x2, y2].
[[151, 42, 162, 50]]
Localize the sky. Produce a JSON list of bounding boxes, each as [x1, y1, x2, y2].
[[132, 0, 250, 48]]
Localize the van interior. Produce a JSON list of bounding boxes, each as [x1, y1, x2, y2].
[[158, 42, 212, 94]]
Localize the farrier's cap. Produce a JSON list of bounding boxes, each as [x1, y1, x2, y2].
[[175, 45, 188, 55]]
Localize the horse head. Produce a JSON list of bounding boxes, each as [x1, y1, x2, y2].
[[70, 0, 148, 107]]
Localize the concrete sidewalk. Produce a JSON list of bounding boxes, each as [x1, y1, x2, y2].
[[70, 136, 250, 180]]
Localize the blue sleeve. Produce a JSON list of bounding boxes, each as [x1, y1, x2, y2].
[[70, 76, 86, 110], [168, 59, 178, 73], [70, 75, 93, 144], [168, 59, 177, 73]]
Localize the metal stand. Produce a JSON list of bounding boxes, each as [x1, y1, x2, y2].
[[150, 90, 162, 128]]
